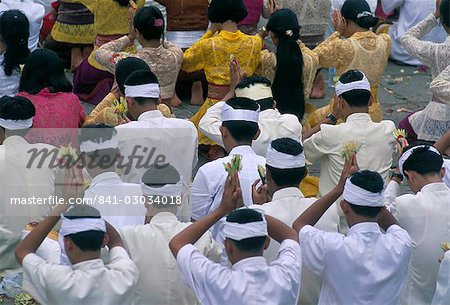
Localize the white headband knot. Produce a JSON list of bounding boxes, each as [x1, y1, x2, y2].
[[140, 180, 183, 197], [79, 136, 119, 153], [222, 103, 260, 123], [335, 72, 371, 97], [235, 84, 273, 101], [343, 178, 384, 207], [0, 117, 33, 130], [398, 145, 441, 175], [125, 83, 160, 98], [266, 145, 305, 169], [60, 217, 106, 236], [223, 209, 268, 241]]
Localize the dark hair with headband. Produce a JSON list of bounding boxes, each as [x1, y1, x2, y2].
[[79, 124, 118, 169], [236, 76, 274, 111], [124, 69, 159, 105], [208, 0, 248, 24], [266, 9, 305, 120], [441, 0, 450, 28], [401, 145, 443, 177], [134, 6, 165, 41], [116, 57, 151, 95], [0, 10, 30, 76], [267, 138, 306, 187], [341, 0, 378, 29], [221, 97, 259, 143], [347, 170, 383, 218], [225, 209, 266, 252], [338, 69, 371, 107]]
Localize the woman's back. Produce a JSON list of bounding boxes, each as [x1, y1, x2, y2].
[[0, 53, 20, 96]]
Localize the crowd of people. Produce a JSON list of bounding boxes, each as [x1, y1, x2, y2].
[[1, 0, 450, 304]]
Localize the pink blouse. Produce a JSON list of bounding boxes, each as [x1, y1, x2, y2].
[[18, 88, 86, 147], [239, 0, 263, 26]]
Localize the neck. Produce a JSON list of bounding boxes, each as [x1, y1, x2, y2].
[[221, 21, 238, 33], [70, 251, 101, 265], [140, 39, 162, 48], [347, 23, 369, 37], [344, 107, 368, 119], [229, 251, 263, 265], [225, 141, 251, 153], [418, 176, 443, 191]]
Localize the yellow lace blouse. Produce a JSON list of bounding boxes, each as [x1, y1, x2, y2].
[[94, 0, 145, 36]]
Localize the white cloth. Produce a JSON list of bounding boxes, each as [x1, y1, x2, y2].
[[432, 251, 450, 305], [176, 239, 302, 305], [84, 172, 146, 229], [443, 159, 450, 188], [384, 181, 450, 305], [22, 247, 139, 305], [221, 103, 259, 123], [119, 212, 222, 305], [383, 0, 447, 66], [0, 53, 21, 97], [303, 113, 396, 232], [0, 0, 45, 51], [335, 73, 370, 97], [165, 31, 206, 49], [115, 110, 198, 221], [79, 137, 119, 153], [223, 213, 268, 241], [125, 83, 160, 99], [252, 187, 339, 305], [332, 0, 377, 12], [300, 222, 411, 305], [0, 136, 61, 271], [0, 117, 33, 130], [343, 178, 384, 207], [21, 230, 61, 264], [266, 145, 305, 169], [191, 145, 266, 240], [199, 101, 302, 157], [60, 217, 106, 236]]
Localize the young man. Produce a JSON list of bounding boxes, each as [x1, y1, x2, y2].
[[16, 203, 139, 305], [119, 164, 222, 305], [170, 173, 302, 305], [191, 97, 265, 240], [384, 145, 450, 305], [303, 69, 396, 232], [199, 76, 302, 156], [251, 137, 338, 305], [293, 157, 411, 305]]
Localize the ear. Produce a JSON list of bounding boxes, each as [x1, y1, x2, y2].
[[340, 200, 350, 215], [101, 234, 109, 248], [441, 167, 446, 179], [404, 170, 414, 181], [126, 97, 135, 107], [368, 94, 373, 107], [157, 96, 162, 105], [263, 236, 270, 250], [219, 126, 227, 139], [272, 100, 277, 109], [253, 128, 261, 140], [224, 239, 233, 256], [64, 237, 74, 253]]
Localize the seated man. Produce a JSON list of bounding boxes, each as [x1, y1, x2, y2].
[[119, 165, 222, 305], [303, 69, 396, 232], [170, 173, 302, 305], [16, 204, 139, 305], [293, 157, 412, 305], [385, 145, 450, 304], [199, 76, 302, 157]]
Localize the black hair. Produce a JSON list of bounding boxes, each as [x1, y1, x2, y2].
[[124, 69, 159, 105], [113, 0, 129, 7], [116, 57, 151, 94], [221, 97, 259, 143], [338, 69, 371, 107], [441, 0, 450, 28], [0, 95, 35, 120], [267, 138, 306, 187], [341, 0, 378, 29], [208, 0, 248, 23], [225, 209, 266, 252], [79, 124, 118, 168], [19, 49, 73, 94], [346, 170, 384, 218], [236, 76, 274, 111], [63, 205, 105, 252], [0, 10, 30, 76], [266, 9, 305, 120], [133, 6, 164, 41], [142, 164, 181, 187], [401, 145, 443, 177]]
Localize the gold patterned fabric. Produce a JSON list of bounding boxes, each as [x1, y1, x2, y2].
[[94, 0, 144, 36]]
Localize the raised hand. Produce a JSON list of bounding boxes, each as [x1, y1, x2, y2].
[[332, 9, 347, 35], [219, 172, 244, 214]]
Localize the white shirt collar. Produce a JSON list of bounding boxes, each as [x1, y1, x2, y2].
[[150, 211, 178, 223], [72, 258, 104, 270], [271, 187, 305, 201], [231, 256, 267, 271], [228, 145, 256, 156], [347, 222, 380, 236], [137, 110, 163, 121], [90, 171, 122, 187], [3, 135, 28, 145], [420, 182, 449, 192], [346, 113, 371, 122]]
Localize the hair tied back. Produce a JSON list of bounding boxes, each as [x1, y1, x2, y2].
[[356, 11, 374, 19]]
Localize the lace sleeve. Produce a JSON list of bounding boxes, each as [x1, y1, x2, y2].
[[314, 32, 354, 71], [430, 65, 450, 103], [93, 36, 132, 73], [256, 50, 276, 82], [181, 31, 214, 73]]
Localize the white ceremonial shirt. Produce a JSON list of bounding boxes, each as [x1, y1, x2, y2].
[[84, 172, 146, 229], [300, 223, 411, 305], [381, 0, 447, 66], [251, 187, 339, 305], [176, 239, 302, 305], [385, 181, 450, 305], [432, 251, 450, 305], [304, 113, 396, 232], [199, 101, 302, 157], [119, 212, 222, 305], [0, 53, 21, 97], [0, 0, 45, 51], [22, 246, 139, 305]]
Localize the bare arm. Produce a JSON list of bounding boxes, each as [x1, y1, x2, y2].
[[266, 215, 298, 243], [377, 207, 399, 232], [435, 130, 450, 154]]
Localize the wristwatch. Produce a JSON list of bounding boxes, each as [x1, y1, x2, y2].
[[326, 113, 338, 125], [390, 172, 404, 182]]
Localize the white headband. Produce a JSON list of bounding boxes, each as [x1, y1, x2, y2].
[[266, 145, 305, 169], [140, 180, 183, 197], [125, 83, 160, 98], [335, 72, 371, 97], [222, 103, 260, 123], [398, 145, 441, 175], [0, 117, 33, 130], [223, 209, 268, 241], [235, 84, 273, 101], [60, 217, 106, 236], [343, 178, 384, 207], [79, 136, 119, 153]]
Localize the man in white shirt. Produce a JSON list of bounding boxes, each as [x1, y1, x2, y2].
[[119, 164, 222, 305], [16, 204, 139, 305], [293, 159, 412, 305], [115, 70, 197, 220], [199, 76, 302, 157], [191, 97, 266, 241], [432, 251, 450, 305], [170, 174, 302, 305], [303, 69, 396, 232], [384, 145, 450, 305], [380, 0, 447, 65], [0, 0, 45, 51], [0, 96, 61, 272], [251, 137, 338, 305]]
